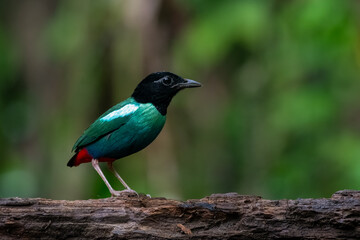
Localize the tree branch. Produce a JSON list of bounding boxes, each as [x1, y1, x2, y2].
[[1, 190, 360, 239]]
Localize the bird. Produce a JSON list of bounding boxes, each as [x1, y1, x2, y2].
[[68, 72, 201, 197]]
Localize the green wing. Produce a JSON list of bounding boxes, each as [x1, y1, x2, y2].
[[72, 98, 138, 152]]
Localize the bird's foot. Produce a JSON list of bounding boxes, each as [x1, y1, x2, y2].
[[111, 189, 139, 198]]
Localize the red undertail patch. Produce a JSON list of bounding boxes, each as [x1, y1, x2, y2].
[[68, 148, 116, 167]]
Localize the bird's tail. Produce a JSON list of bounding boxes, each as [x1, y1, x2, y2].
[[67, 148, 93, 167], [67, 153, 78, 167]]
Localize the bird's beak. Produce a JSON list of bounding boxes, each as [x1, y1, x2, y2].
[[175, 79, 202, 89]]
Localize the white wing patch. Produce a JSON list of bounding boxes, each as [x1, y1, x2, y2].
[[100, 104, 139, 121]]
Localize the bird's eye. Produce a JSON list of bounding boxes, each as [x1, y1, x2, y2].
[[162, 77, 173, 86]]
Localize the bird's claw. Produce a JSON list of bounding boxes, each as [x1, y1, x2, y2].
[[111, 189, 139, 197]]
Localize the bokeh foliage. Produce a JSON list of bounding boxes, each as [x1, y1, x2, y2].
[[0, 0, 360, 200]]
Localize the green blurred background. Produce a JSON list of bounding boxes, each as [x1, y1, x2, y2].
[[0, 0, 360, 200]]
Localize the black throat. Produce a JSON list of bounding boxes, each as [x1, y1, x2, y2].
[[132, 92, 173, 116]]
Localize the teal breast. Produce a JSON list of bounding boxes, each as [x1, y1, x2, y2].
[[85, 101, 166, 159]]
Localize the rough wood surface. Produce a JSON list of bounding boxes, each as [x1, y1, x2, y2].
[[1, 190, 360, 239]]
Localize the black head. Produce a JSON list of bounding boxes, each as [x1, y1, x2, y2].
[[132, 72, 201, 115]]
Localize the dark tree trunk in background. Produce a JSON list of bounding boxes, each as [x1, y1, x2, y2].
[[1, 190, 360, 239]]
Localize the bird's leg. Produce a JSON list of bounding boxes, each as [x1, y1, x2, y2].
[[91, 159, 121, 197], [107, 162, 138, 196]]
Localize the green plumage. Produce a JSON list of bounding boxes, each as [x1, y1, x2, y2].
[[73, 97, 166, 159]]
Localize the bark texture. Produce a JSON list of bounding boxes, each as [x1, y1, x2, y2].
[[1, 190, 360, 239]]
